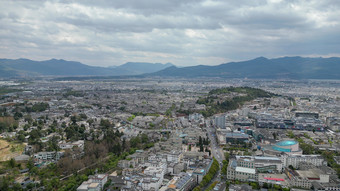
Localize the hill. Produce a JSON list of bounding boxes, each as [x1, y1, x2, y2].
[[150, 57, 340, 79], [196, 87, 276, 117], [0, 58, 112, 77], [0, 59, 173, 78]]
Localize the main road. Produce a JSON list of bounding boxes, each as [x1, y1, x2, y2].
[[206, 123, 225, 164], [202, 122, 225, 190]]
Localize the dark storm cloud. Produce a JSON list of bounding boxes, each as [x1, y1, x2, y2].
[[0, 0, 339, 66]]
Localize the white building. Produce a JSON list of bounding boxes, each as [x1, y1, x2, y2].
[[77, 174, 108, 191], [34, 151, 63, 162], [139, 177, 161, 191], [166, 150, 183, 163], [227, 166, 258, 182], [281, 154, 326, 168], [235, 156, 283, 172], [140, 162, 167, 191], [88, 174, 108, 189]]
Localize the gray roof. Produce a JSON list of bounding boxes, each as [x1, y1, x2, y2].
[[226, 133, 249, 138], [175, 173, 191, 189]]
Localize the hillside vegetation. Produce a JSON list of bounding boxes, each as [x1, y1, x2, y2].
[[197, 87, 275, 117]]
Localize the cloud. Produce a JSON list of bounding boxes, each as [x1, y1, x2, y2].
[[0, 0, 339, 66]]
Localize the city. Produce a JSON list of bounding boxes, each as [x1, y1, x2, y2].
[[0, 78, 340, 190]]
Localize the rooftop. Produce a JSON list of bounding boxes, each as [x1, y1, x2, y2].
[[235, 167, 256, 174], [276, 140, 297, 146]]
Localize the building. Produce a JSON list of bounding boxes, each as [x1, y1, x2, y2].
[[273, 140, 299, 153], [87, 183, 100, 191], [166, 150, 183, 163], [295, 112, 319, 119], [227, 155, 285, 183], [140, 176, 162, 191], [215, 115, 226, 129], [234, 120, 253, 127], [166, 172, 196, 191], [255, 115, 325, 132], [253, 156, 283, 173], [144, 165, 167, 183], [327, 117, 340, 131], [225, 132, 249, 144], [281, 154, 326, 168], [189, 113, 203, 122], [118, 151, 149, 168], [33, 151, 63, 162], [285, 167, 330, 189], [258, 173, 288, 187], [192, 159, 213, 183], [235, 156, 283, 173], [312, 182, 340, 191], [227, 166, 257, 182], [59, 140, 84, 150], [262, 140, 303, 156], [227, 158, 258, 182], [108, 175, 126, 191], [77, 174, 108, 191], [88, 174, 108, 189]]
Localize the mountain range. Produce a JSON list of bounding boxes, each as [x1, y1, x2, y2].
[[148, 56, 340, 79], [0, 59, 173, 78], [1, 57, 340, 79]]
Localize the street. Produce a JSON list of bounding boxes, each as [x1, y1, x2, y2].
[[207, 125, 225, 164]]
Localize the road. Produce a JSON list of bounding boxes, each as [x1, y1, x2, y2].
[[203, 123, 225, 190], [207, 125, 225, 164]]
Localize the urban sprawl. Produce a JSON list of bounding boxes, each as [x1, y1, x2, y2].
[[1, 78, 340, 191]]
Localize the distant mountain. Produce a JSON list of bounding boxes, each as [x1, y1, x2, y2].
[[149, 57, 340, 79], [2, 57, 340, 79], [0, 59, 173, 78], [0, 58, 113, 77], [111, 62, 174, 75]]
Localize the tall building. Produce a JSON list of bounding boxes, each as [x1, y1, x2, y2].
[[215, 115, 226, 129]]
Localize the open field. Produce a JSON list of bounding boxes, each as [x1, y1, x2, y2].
[[0, 139, 25, 161]]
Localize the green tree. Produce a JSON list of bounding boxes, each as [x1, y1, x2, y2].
[[47, 136, 60, 152], [263, 182, 269, 189], [141, 134, 148, 143], [130, 136, 141, 148], [27, 158, 34, 171], [9, 158, 16, 168], [100, 119, 112, 129], [300, 143, 315, 154], [250, 182, 260, 190], [0, 177, 9, 191], [200, 144, 204, 152], [70, 115, 77, 124]]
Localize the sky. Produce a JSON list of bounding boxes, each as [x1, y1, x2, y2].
[[0, 0, 340, 67]]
